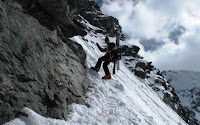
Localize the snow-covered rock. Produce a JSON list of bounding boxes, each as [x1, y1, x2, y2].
[[162, 70, 200, 125]]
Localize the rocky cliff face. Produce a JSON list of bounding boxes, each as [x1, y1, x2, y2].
[[13, 0, 88, 37], [0, 0, 122, 124], [0, 0, 91, 124]]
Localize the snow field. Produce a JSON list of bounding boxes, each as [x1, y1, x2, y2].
[[65, 33, 186, 125]]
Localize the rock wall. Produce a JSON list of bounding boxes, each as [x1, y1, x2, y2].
[[13, 0, 88, 37], [0, 0, 89, 124]]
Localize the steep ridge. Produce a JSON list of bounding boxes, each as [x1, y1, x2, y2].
[[162, 70, 200, 125], [66, 31, 187, 125], [6, 14, 186, 125], [122, 52, 189, 122]]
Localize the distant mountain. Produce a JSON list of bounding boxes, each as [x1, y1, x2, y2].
[[162, 70, 200, 125]]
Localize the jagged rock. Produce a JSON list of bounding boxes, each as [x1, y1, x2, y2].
[[0, 1, 89, 124], [163, 92, 189, 123], [123, 47, 190, 123], [135, 62, 146, 70], [121, 45, 140, 57], [155, 79, 167, 90], [79, 1, 122, 37], [131, 45, 140, 53], [146, 62, 154, 71], [163, 70, 200, 124], [135, 61, 154, 73], [13, 0, 87, 37], [134, 67, 146, 79]]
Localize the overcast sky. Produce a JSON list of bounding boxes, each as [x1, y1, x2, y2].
[[101, 0, 200, 71]]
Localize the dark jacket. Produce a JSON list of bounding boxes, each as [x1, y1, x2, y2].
[[97, 43, 115, 53]]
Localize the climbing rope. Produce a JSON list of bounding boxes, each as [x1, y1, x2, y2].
[[87, 77, 108, 117]]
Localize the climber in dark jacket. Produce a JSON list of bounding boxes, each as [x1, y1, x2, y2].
[[91, 36, 115, 79]]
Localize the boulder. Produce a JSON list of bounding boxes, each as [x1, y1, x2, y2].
[[131, 45, 140, 53], [135, 62, 146, 70], [134, 67, 146, 79], [121, 45, 140, 57]]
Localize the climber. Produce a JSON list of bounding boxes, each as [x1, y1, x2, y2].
[[91, 36, 115, 79]]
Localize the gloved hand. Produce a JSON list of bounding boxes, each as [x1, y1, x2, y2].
[[96, 43, 99, 46]]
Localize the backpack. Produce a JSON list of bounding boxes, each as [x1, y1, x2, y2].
[[111, 48, 121, 62]]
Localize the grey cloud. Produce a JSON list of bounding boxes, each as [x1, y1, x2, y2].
[[168, 25, 186, 44], [140, 39, 164, 52]]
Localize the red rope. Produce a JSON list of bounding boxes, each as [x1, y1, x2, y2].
[[87, 77, 108, 117]]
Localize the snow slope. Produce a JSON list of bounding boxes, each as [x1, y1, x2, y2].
[[5, 18, 187, 125], [162, 70, 200, 124]]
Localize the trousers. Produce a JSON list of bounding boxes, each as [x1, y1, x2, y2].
[[95, 54, 111, 76]]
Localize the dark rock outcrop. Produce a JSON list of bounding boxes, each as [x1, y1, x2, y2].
[[121, 45, 140, 57], [14, 0, 87, 37], [121, 45, 190, 123], [149, 70, 190, 123], [134, 68, 146, 79], [136, 62, 146, 70], [79, 1, 122, 37], [0, 1, 89, 124], [162, 70, 200, 125]]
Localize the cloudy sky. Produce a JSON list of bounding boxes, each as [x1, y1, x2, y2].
[[100, 0, 200, 71]]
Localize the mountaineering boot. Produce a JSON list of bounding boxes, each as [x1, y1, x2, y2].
[[102, 75, 111, 80], [91, 67, 99, 72]]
